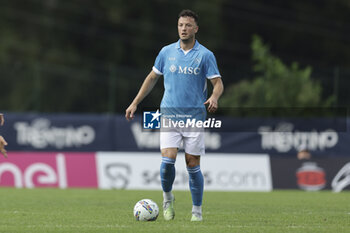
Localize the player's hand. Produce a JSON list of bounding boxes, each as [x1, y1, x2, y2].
[[125, 104, 137, 121], [0, 113, 4, 126], [0, 136, 8, 158], [204, 97, 218, 113]]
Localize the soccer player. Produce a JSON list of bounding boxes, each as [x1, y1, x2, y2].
[[0, 113, 8, 158], [125, 9, 223, 221]]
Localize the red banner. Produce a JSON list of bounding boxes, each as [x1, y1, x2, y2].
[[0, 152, 98, 188]]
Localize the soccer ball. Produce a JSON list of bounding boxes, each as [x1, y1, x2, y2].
[[133, 199, 159, 221]]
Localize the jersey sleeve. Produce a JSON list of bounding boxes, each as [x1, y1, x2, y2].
[[152, 48, 165, 75], [205, 52, 221, 79]]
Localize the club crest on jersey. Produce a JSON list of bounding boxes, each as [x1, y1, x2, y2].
[[169, 65, 177, 73], [169, 65, 200, 75]]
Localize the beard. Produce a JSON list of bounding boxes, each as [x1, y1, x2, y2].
[[180, 35, 194, 43]]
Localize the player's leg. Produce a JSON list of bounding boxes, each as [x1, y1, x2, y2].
[[160, 131, 181, 220], [161, 148, 177, 202], [183, 131, 205, 221]]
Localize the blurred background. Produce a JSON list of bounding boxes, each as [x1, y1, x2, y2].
[[1, 0, 350, 112], [0, 0, 349, 192]]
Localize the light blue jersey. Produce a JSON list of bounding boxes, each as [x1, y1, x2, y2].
[[153, 40, 221, 120]]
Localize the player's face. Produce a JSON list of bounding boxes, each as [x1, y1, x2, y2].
[[178, 16, 198, 42]]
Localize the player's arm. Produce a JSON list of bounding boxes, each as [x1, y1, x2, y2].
[[0, 113, 4, 126], [204, 77, 224, 113], [125, 70, 161, 121], [0, 136, 7, 158], [0, 114, 7, 158]]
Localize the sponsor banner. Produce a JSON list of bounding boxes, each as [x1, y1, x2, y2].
[[0, 152, 98, 188], [2, 113, 350, 157], [270, 157, 350, 191], [96, 152, 272, 191], [3, 113, 114, 151]]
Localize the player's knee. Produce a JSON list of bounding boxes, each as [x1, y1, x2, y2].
[[187, 161, 198, 168], [161, 148, 177, 159], [185, 156, 200, 168]]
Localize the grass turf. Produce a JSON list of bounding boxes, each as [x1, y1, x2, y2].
[[0, 188, 349, 233]]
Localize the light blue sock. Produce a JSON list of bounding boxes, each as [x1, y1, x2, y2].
[[187, 165, 204, 206], [160, 157, 176, 192]]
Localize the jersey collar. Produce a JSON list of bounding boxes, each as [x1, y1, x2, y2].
[[176, 40, 200, 51]]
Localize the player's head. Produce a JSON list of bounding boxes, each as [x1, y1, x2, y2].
[[178, 9, 199, 42]]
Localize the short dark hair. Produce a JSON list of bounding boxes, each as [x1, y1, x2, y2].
[[178, 9, 199, 25]]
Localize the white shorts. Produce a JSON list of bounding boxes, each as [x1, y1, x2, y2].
[[160, 128, 205, 156]]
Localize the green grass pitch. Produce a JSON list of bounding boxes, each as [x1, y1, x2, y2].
[[0, 188, 349, 233]]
